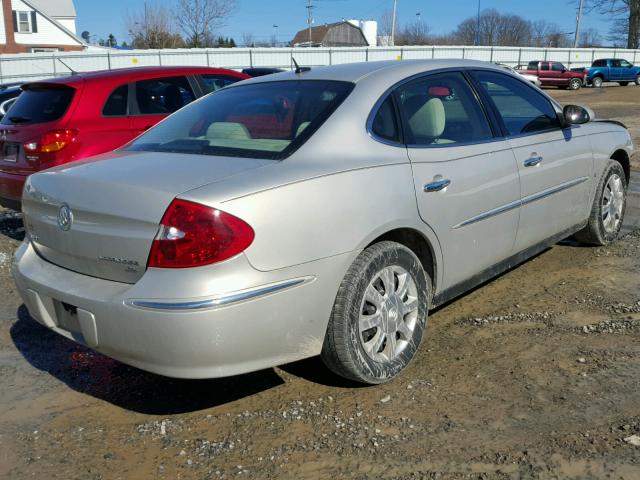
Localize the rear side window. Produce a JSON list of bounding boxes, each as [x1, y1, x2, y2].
[[473, 70, 560, 136], [200, 74, 241, 93], [135, 76, 195, 115], [396, 72, 493, 145], [593, 59, 606, 67], [103, 84, 128, 116], [1, 87, 74, 125], [371, 97, 399, 142], [527, 61, 538, 70], [540, 63, 549, 71], [125, 80, 354, 160]]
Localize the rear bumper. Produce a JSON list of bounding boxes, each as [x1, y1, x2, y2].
[[0, 170, 26, 210], [11, 241, 354, 379]]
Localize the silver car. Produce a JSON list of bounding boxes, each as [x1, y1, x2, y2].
[[12, 60, 633, 384]]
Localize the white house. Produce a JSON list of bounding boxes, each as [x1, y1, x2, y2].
[[0, 0, 85, 53]]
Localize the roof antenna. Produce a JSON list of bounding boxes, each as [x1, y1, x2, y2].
[[56, 57, 77, 75], [292, 57, 311, 74]]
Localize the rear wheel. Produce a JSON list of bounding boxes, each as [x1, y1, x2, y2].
[[568, 78, 582, 90], [592, 76, 604, 88], [620, 81, 629, 86], [321, 241, 429, 384], [574, 160, 627, 246]]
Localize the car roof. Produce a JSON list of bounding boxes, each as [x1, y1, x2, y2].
[[22, 66, 246, 88], [238, 59, 507, 86]]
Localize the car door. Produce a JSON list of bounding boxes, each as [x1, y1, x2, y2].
[[550, 62, 565, 86], [392, 71, 521, 290], [129, 75, 198, 137], [538, 62, 552, 85], [470, 70, 593, 252], [619, 59, 634, 81]]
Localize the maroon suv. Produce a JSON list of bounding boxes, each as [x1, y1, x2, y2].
[[0, 66, 249, 210]]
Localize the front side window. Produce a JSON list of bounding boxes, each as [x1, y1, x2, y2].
[[473, 70, 561, 136], [200, 74, 241, 93], [135, 76, 195, 115], [125, 80, 354, 160], [552, 63, 565, 72], [18, 12, 31, 33], [395, 72, 493, 146], [103, 84, 128, 116], [620, 59, 632, 68]]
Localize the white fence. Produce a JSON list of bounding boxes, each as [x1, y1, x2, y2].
[[2, 45, 640, 83]]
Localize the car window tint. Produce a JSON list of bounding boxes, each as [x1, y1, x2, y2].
[[527, 61, 538, 70], [593, 59, 606, 67], [395, 72, 493, 146], [474, 70, 560, 136], [612, 60, 622, 68], [200, 74, 241, 93], [371, 97, 399, 142], [103, 84, 128, 116], [135, 76, 195, 115], [552, 63, 564, 71], [620, 59, 632, 67], [125, 80, 354, 160], [540, 63, 549, 71], [1, 87, 74, 125]]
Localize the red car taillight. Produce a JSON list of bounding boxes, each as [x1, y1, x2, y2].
[[148, 199, 255, 268], [23, 129, 78, 154]]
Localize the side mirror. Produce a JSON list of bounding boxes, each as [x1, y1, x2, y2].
[[561, 104, 594, 126]]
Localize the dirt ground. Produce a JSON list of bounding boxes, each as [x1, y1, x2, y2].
[[1, 85, 640, 480]]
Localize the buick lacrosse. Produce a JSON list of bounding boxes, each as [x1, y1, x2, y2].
[[12, 60, 633, 384]]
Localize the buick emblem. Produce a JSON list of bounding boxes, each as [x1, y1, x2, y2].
[[57, 203, 73, 231]]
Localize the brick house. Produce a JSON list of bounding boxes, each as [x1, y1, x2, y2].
[[0, 0, 85, 53]]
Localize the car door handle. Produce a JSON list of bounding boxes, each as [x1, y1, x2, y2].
[[423, 179, 451, 192], [524, 155, 543, 167]]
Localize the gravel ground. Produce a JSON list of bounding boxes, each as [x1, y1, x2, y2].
[[1, 86, 640, 480]]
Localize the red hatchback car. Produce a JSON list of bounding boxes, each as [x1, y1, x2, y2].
[[0, 66, 249, 210]]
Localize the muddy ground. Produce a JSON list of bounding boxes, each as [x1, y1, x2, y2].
[[1, 85, 640, 480]]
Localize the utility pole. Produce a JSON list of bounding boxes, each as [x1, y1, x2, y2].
[[307, 0, 314, 46], [574, 0, 584, 48], [391, 0, 397, 46], [475, 0, 481, 46]]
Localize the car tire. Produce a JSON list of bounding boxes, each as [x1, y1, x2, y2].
[[620, 81, 629, 86], [321, 241, 430, 384], [635, 75, 640, 86], [592, 76, 604, 88], [574, 160, 627, 246], [568, 78, 582, 90]]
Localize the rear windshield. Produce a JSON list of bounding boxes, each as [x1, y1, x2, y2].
[[125, 80, 354, 160], [1, 86, 74, 125]]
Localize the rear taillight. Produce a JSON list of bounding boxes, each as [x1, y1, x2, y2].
[[23, 129, 78, 154], [148, 199, 254, 268]]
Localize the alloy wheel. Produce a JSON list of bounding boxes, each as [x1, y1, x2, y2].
[[358, 265, 419, 363], [602, 173, 624, 234]]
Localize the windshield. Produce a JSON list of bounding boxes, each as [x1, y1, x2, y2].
[[125, 80, 354, 160], [1, 86, 74, 125]]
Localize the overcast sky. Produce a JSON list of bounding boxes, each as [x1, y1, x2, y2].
[[76, 0, 611, 45]]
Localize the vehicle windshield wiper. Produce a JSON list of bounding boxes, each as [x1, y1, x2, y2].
[[8, 116, 31, 124]]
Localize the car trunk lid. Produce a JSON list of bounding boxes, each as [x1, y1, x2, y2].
[[22, 151, 271, 283]]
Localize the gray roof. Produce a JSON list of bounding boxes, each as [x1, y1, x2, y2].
[[29, 0, 76, 17], [242, 59, 501, 85]]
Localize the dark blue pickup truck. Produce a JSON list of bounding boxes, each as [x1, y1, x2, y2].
[[587, 58, 640, 88]]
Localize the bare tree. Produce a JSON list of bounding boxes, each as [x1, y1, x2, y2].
[[396, 19, 431, 45], [125, 2, 184, 49], [174, 0, 236, 48], [587, 0, 640, 48], [378, 8, 395, 44], [580, 27, 602, 46], [241, 32, 256, 47], [454, 9, 532, 46]]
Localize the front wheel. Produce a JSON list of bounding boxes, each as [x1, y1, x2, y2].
[[321, 241, 429, 384], [574, 160, 627, 246], [635, 74, 640, 86], [592, 76, 604, 88], [568, 78, 582, 90]]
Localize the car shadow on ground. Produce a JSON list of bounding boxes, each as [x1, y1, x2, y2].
[[10, 305, 286, 415], [0, 209, 24, 241]]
